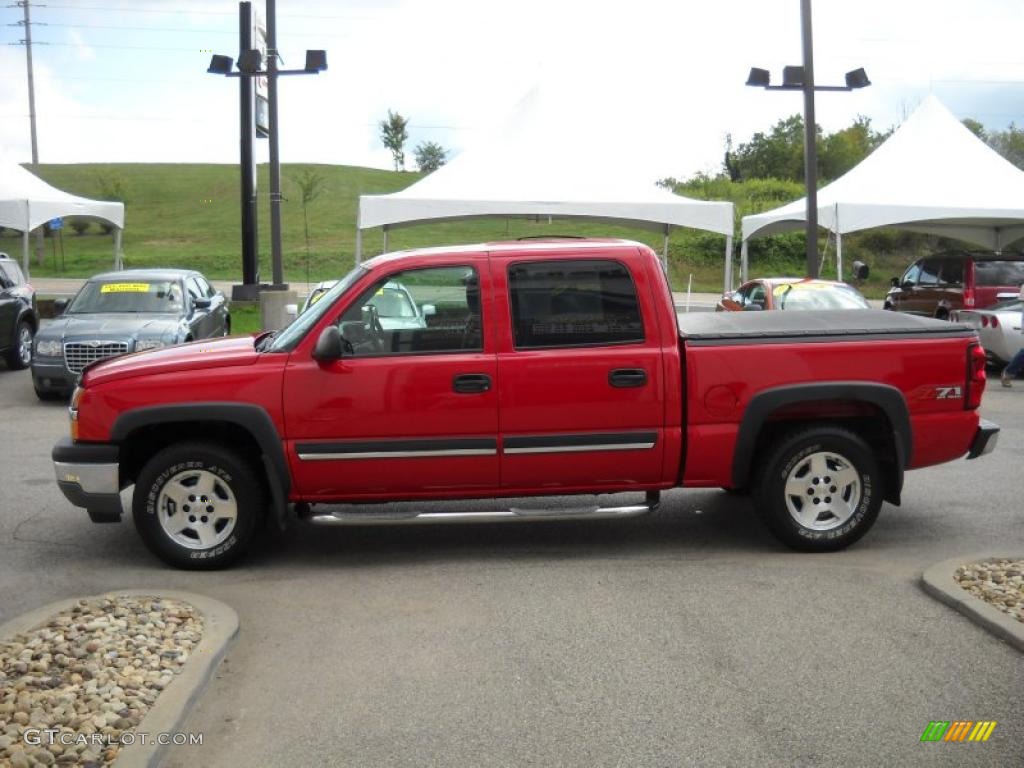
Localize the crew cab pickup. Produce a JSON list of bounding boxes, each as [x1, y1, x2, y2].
[[52, 239, 1000, 569]]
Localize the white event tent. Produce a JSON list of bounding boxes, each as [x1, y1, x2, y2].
[[0, 160, 125, 275], [740, 95, 1024, 282], [357, 89, 735, 286]]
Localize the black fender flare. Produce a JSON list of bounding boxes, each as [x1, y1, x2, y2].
[[16, 307, 38, 333], [111, 402, 290, 529], [731, 382, 911, 499]]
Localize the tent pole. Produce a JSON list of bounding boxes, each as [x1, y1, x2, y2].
[[382, 225, 389, 254], [113, 227, 123, 270], [354, 227, 362, 266], [835, 232, 842, 281], [22, 228, 30, 278], [662, 224, 669, 268], [724, 235, 734, 292], [740, 239, 749, 284]]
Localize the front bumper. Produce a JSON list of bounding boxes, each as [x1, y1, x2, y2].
[[32, 359, 76, 395], [52, 436, 123, 522], [966, 419, 1000, 460]]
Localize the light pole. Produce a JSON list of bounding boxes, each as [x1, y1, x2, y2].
[[745, 0, 870, 279], [207, 26, 326, 292]]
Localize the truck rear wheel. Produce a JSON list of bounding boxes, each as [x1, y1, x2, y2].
[[132, 441, 262, 569], [754, 426, 883, 551]]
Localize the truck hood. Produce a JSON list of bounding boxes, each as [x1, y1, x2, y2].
[[83, 335, 261, 387]]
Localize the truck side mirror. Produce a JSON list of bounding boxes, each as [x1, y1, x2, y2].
[[53, 298, 69, 315], [312, 325, 344, 362], [422, 303, 436, 317], [852, 261, 870, 281], [193, 296, 212, 311], [890, 277, 900, 288]]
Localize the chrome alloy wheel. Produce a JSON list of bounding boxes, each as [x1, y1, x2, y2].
[[17, 324, 32, 366], [782, 451, 861, 531], [157, 468, 238, 550]]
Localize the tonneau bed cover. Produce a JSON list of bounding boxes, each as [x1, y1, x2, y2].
[[678, 309, 976, 345]]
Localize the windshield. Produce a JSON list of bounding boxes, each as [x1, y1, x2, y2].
[[974, 260, 1024, 287], [777, 284, 870, 310], [269, 266, 366, 352], [68, 279, 184, 314]]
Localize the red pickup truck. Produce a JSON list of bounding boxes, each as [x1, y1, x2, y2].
[[52, 239, 999, 569]]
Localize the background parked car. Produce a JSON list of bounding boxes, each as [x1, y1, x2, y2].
[[0, 252, 38, 370], [300, 279, 433, 330], [952, 299, 1024, 365], [31, 268, 229, 399], [717, 278, 871, 312], [884, 251, 1024, 318]]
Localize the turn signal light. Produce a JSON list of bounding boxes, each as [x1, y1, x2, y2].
[[69, 386, 83, 441]]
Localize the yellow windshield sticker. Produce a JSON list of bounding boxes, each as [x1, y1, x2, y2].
[[309, 291, 325, 306], [100, 282, 151, 294]]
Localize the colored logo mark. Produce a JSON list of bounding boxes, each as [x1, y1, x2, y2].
[[920, 721, 997, 742]]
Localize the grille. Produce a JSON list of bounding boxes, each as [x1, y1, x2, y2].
[[64, 341, 129, 373]]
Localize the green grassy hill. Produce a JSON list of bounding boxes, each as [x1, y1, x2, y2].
[[1, 163, 917, 296]]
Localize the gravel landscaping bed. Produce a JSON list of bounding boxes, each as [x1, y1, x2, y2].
[[954, 558, 1024, 623], [0, 596, 202, 768]]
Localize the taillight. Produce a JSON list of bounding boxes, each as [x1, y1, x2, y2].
[[965, 343, 987, 410], [980, 315, 989, 327], [990, 315, 1000, 328]]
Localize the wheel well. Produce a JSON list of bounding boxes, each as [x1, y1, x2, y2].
[[119, 420, 266, 490], [745, 402, 902, 504]]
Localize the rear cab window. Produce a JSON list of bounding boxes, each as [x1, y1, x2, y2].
[[507, 259, 644, 348]]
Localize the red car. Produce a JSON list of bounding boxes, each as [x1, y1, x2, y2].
[[718, 278, 871, 312], [52, 239, 997, 568]]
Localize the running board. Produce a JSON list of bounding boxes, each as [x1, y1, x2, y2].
[[308, 502, 655, 527]]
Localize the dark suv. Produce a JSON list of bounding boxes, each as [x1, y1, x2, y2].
[[885, 251, 1024, 318], [0, 253, 38, 370]]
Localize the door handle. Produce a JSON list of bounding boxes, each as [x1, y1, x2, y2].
[[609, 368, 647, 388], [453, 373, 492, 394]]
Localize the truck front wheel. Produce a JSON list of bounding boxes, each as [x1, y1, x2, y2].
[[754, 426, 883, 551], [132, 441, 262, 569]]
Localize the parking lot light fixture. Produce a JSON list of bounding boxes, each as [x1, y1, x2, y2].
[[744, 0, 870, 279]]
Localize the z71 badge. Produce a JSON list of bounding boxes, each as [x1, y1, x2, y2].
[[935, 386, 963, 400]]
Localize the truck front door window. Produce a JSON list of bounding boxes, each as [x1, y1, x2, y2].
[[338, 266, 481, 356]]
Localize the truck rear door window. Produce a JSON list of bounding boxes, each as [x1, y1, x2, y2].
[[508, 260, 644, 348], [974, 260, 1024, 287]]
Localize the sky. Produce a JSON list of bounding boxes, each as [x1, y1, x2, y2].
[[1, 0, 1023, 183]]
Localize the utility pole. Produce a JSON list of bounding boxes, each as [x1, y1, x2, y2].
[[14, 0, 45, 267], [236, 1, 260, 300], [800, 0, 818, 279], [266, 0, 285, 288]]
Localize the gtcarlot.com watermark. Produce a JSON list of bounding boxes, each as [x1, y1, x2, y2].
[[24, 728, 203, 747]]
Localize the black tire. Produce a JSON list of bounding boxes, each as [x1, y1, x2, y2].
[[4, 320, 33, 370], [754, 426, 883, 552], [132, 441, 263, 569]]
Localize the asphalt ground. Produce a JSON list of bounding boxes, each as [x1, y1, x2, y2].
[[0, 362, 1021, 767]]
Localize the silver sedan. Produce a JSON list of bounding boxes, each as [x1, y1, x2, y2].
[[952, 300, 1024, 365]]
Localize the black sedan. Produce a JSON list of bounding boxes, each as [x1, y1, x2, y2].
[[32, 269, 230, 399]]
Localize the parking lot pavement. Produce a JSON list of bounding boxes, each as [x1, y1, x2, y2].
[[0, 365, 1021, 767]]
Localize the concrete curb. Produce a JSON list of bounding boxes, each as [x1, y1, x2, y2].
[[921, 555, 1024, 654], [0, 589, 239, 768]]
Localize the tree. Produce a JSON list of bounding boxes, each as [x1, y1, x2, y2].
[[291, 169, 326, 287], [987, 123, 1024, 170], [379, 110, 409, 172], [414, 141, 448, 174], [962, 118, 987, 141]]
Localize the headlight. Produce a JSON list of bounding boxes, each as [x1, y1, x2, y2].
[[36, 339, 62, 357], [135, 339, 166, 351]]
